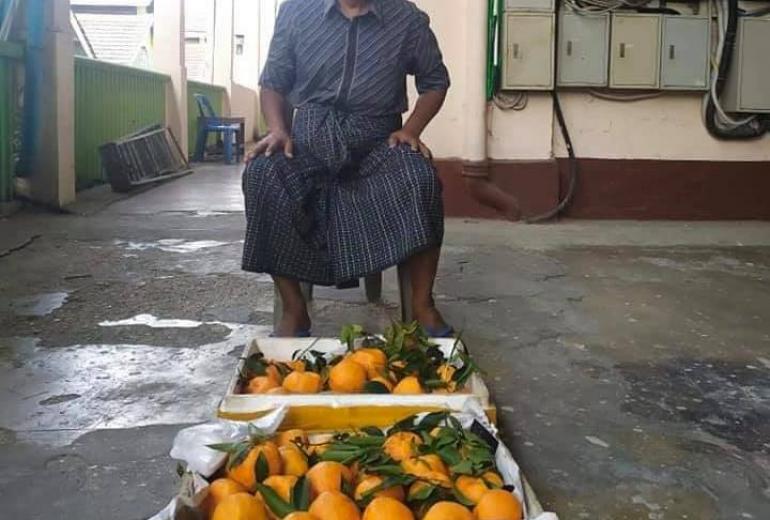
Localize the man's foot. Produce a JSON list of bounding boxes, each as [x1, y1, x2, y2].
[[414, 305, 452, 336], [274, 308, 312, 337]]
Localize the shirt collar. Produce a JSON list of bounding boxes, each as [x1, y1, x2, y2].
[[324, 0, 384, 23]]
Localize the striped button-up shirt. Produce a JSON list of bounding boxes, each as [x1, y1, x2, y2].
[[260, 0, 450, 116]]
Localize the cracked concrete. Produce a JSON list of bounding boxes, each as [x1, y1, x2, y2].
[[1, 164, 769, 519]]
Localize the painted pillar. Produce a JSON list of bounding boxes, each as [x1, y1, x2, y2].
[[154, 0, 188, 156], [463, 1, 488, 165], [19, 0, 75, 207], [235, 0, 260, 91], [212, 0, 234, 95]]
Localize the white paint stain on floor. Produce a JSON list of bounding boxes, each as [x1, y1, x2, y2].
[[99, 314, 269, 341]]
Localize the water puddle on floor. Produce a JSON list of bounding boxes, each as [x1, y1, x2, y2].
[[7, 292, 69, 317], [113, 239, 234, 253], [1, 318, 271, 436]]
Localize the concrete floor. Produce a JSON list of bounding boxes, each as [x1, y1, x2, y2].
[[1, 164, 769, 520]]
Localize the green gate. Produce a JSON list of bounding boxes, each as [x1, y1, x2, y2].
[[0, 41, 22, 204], [74, 57, 169, 189]]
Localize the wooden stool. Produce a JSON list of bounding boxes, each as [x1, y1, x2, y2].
[[273, 264, 413, 329]]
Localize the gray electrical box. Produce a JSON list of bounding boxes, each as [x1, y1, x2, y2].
[[722, 18, 770, 113], [501, 13, 555, 90], [660, 16, 710, 90], [557, 12, 610, 87], [504, 0, 555, 12], [610, 14, 662, 89]]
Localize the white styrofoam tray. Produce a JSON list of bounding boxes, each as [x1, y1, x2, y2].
[[150, 405, 558, 520], [217, 337, 493, 422]]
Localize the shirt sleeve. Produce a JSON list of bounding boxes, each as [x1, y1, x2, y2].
[[259, 3, 296, 95], [407, 11, 450, 94]]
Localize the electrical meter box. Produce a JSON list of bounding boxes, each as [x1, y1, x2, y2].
[[504, 0, 555, 12], [610, 14, 662, 89], [501, 13, 555, 90], [660, 16, 710, 90], [722, 18, 770, 113], [557, 12, 610, 87]]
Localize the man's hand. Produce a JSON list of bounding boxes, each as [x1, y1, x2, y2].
[[388, 129, 433, 160], [245, 130, 294, 162]]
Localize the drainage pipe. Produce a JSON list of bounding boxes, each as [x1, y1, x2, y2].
[[461, 0, 522, 220]]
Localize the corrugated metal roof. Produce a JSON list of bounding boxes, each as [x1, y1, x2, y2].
[[72, 12, 151, 66]]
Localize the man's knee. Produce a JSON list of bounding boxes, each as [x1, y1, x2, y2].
[[243, 156, 283, 196]]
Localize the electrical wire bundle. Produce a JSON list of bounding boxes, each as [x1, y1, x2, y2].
[[563, 0, 653, 15]]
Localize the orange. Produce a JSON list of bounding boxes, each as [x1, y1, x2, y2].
[[422, 471, 451, 488], [248, 376, 281, 394], [280, 443, 309, 477], [266, 387, 286, 394], [401, 455, 448, 478], [266, 365, 283, 383], [227, 442, 283, 490], [383, 432, 422, 462], [262, 475, 298, 503], [349, 349, 387, 379], [283, 371, 323, 394], [309, 491, 361, 520], [436, 364, 457, 392], [474, 489, 523, 520], [354, 475, 405, 502], [329, 359, 367, 393], [422, 502, 473, 520], [481, 471, 504, 488], [362, 497, 414, 520], [288, 360, 307, 372], [203, 478, 247, 517], [212, 492, 268, 520], [454, 475, 493, 504], [306, 461, 353, 497], [277, 429, 309, 447], [284, 514, 319, 520], [392, 376, 423, 395]]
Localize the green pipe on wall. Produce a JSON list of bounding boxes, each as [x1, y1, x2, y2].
[[486, 0, 503, 100]]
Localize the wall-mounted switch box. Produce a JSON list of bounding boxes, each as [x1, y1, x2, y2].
[[610, 14, 662, 89], [557, 12, 610, 87], [722, 17, 770, 113], [501, 13, 555, 90], [660, 15, 710, 90]]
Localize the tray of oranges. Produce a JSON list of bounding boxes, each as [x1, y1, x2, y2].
[[217, 323, 495, 428], [151, 407, 557, 520]]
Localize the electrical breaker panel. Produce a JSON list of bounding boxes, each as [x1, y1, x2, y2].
[[505, 0, 556, 12], [722, 17, 770, 113], [501, 13, 556, 90], [660, 16, 711, 90], [610, 14, 662, 89], [557, 12, 610, 87]]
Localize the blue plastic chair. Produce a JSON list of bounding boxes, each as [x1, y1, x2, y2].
[[192, 93, 244, 164]]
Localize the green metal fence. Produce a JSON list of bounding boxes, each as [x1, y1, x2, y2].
[[0, 41, 22, 204], [74, 57, 168, 189], [187, 80, 226, 156]]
